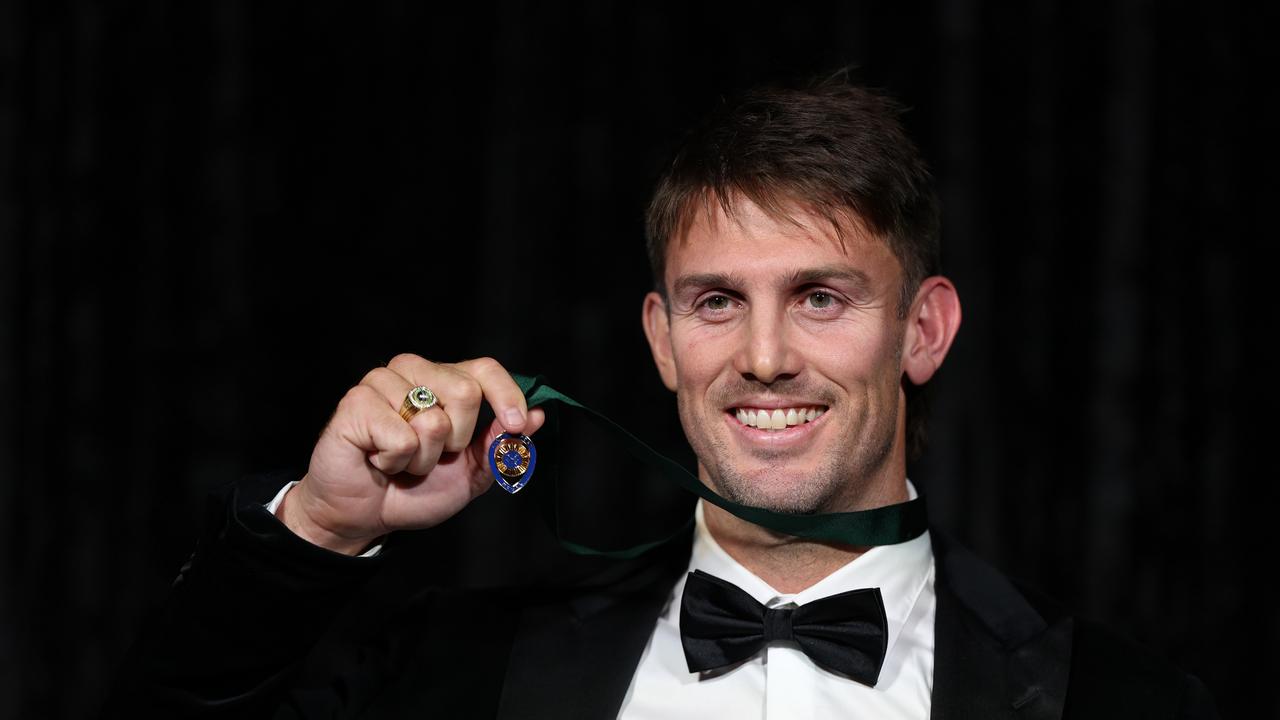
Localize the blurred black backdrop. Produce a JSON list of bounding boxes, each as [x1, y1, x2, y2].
[[2, 1, 1275, 717]]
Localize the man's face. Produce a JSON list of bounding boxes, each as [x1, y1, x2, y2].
[[643, 197, 911, 514]]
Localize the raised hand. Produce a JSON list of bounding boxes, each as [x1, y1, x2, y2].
[[278, 355, 545, 555]]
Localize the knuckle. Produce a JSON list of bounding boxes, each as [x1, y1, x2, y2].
[[387, 353, 426, 371], [471, 356, 500, 375], [360, 366, 392, 386], [417, 410, 452, 442], [455, 376, 482, 406], [339, 384, 377, 409]]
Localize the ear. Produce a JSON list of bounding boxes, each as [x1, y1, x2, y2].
[[902, 276, 962, 385], [641, 291, 679, 391]]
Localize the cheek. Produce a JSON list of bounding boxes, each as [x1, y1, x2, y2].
[[808, 325, 903, 389], [670, 326, 730, 384]]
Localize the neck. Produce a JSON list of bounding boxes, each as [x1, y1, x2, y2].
[[700, 472, 910, 595]]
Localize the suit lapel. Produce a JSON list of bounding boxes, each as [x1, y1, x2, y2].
[[930, 530, 1071, 720], [496, 532, 691, 720]]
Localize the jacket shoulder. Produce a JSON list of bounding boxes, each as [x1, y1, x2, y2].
[[1061, 613, 1218, 720], [931, 529, 1217, 720]]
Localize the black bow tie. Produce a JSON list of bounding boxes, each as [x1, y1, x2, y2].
[[678, 570, 889, 686]]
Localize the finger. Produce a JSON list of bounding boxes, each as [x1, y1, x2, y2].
[[472, 406, 547, 447], [336, 384, 422, 476], [360, 365, 453, 474], [450, 356, 530, 434], [523, 406, 547, 436], [386, 354, 483, 453]]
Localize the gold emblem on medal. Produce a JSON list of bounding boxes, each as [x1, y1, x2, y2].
[[492, 438, 531, 478]]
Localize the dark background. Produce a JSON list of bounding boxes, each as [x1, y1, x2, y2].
[[2, 1, 1275, 717]]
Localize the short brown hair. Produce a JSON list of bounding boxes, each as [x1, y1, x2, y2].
[[644, 74, 942, 459], [644, 75, 940, 317]]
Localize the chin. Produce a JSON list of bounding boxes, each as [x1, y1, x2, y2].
[[711, 465, 836, 515]]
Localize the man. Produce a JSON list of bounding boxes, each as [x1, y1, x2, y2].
[[106, 78, 1217, 718]]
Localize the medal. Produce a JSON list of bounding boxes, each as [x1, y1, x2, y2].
[[488, 432, 537, 493]]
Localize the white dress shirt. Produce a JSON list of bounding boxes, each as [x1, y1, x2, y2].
[[618, 490, 936, 720]]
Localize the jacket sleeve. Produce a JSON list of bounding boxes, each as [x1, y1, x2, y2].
[[101, 471, 386, 718]]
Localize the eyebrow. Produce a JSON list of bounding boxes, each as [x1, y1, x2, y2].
[[671, 272, 748, 297], [785, 265, 873, 293], [671, 266, 872, 297]]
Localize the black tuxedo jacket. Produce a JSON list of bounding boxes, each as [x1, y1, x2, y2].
[[105, 473, 1217, 719]]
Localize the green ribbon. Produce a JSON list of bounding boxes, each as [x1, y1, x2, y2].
[[513, 373, 928, 558]]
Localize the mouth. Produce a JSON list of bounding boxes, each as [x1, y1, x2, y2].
[[727, 405, 827, 431]]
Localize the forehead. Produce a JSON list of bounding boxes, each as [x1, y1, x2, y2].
[[664, 195, 899, 287]]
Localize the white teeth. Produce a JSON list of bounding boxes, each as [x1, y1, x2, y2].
[[735, 406, 827, 430]]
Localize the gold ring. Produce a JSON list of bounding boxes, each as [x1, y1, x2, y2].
[[399, 385, 438, 421]]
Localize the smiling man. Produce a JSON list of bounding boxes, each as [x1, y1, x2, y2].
[[621, 84, 961, 712], [107, 77, 1217, 719], [650, 204, 928, 517], [641, 196, 956, 591], [647, 196, 947, 508]]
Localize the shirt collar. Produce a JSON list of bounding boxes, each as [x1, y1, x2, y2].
[[666, 481, 934, 660]]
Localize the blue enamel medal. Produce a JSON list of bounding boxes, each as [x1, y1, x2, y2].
[[488, 433, 536, 493]]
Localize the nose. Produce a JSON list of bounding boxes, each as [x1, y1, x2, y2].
[[733, 306, 801, 384]]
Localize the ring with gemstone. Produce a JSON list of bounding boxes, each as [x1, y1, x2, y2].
[[399, 385, 439, 421], [488, 433, 537, 494]]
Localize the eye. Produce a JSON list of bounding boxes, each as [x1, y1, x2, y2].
[[692, 293, 740, 321], [807, 291, 836, 309]]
